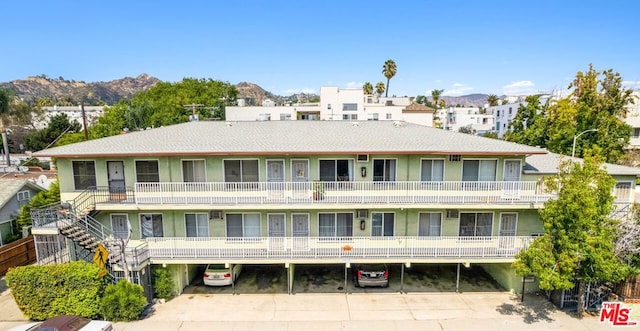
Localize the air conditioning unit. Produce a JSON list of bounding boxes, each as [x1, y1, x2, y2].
[[356, 154, 369, 162], [449, 155, 462, 162], [356, 209, 369, 219], [209, 210, 223, 220], [445, 209, 459, 218]]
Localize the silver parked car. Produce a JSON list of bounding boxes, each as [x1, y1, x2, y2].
[[353, 264, 389, 287], [8, 315, 113, 331]]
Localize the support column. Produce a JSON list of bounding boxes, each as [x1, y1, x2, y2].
[[344, 263, 348, 294], [286, 263, 294, 295], [400, 263, 405, 293], [456, 263, 461, 293]]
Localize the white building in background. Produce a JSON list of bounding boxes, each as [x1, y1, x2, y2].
[[488, 103, 520, 137], [625, 91, 640, 149], [36, 105, 105, 130], [437, 106, 495, 134], [226, 86, 434, 125]]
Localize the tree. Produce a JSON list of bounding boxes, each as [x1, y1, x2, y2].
[[503, 95, 548, 148], [24, 114, 81, 151], [487, 94, 499, 106], [431, 89, 444, 109], [375, 82, 385, 97], [0, 89, 14, 165], [382, 59, 397, 97], [513, 150, 629, 316], [362, 82, 373, 95], [458, 125, 475, 134]]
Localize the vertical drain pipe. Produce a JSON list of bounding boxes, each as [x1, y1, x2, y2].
[[456, 263, 461, 293]]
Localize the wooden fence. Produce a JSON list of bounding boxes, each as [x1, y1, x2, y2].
[[616, 275, 640, 303], [0, 236, 36, 276]]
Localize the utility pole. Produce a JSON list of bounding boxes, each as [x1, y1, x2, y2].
[[81, 103, 89, 140]]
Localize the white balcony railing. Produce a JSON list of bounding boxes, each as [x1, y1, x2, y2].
[[146, 236, 533, 261], [134, 181, 552, 206]]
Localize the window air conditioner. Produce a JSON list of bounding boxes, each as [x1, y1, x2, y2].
[[445, 209, 459, 218], [356, 210, 369, 219], [356, 154, 369, 162], [209, 210, 223, 220]]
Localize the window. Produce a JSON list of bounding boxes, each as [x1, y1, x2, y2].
[[224, 160, 259, 182], [459, 212, 493, 236], [185, 213, 209, 237], [319, 159, 353, 182], [367, 113, 379, 121], [371, 212, 394, 236], [386, 113, 392, 120], [342, 114, 357, 120], [182, 160, 206, 182], [258, 113, 271, 121], [614, 182, 632, 202], [135, 160, 159, 182], [343, 103, 357, 111], [421, 160, 444, 181], [418, 213, 442, 236], [280, 113, 292, 120], [16, 190, 30, 201], [508, 107, 512, 115], [226, 213, 261, 238], [499, 213, 517, 236], [633, 128, 640, 138], [497, 110, 500, 117], [462, 160, 497, 181], [140, 214, 163, 238], [318, 213, 353, 237], [373, 159, 396, 181], [72, 161, 96, 190]]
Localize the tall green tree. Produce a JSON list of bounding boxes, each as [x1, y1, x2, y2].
[[431, 89, 444, 109], [382, 59, 397, 97], [513, 150, 629, 316], [487, 94, 499, 106], [503, 95, 548, 147], [24, 114, 81, 151], [362, 82, 373, 95], [375, 82, 385, 97]]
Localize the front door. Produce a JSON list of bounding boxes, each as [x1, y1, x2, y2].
[[266, 160, 285, 199], [291, 160, 309, 199], [107, 161, 126, 198], [268, 213, 286, 251], [498, 213, 517, 249], [291, 213, 310, 251], [502, 160, 521, 199], [111, 214, 130, 240]]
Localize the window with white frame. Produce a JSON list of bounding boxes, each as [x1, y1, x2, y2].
[[318, 213, 353, 237], [373, 159, 396, 182], [16, 190, 30, 202], [343, 103, 357, 111], [421, 159, 444, 181], [371, 212, 394, 236], [614, 182, 632, 203], [136, 160, 160, 182], [280, 113, 292, 120], [386, 113, 392, 120], [226, 213, 261, 238], [224, 160, 259, 182], [140, 213, 163, 238], [367, 113, 379, 121], [418, 213, 442, 236], [182, 160, 206, 182], [185, 213, 209, 237], [462, 160, 496, 181], [72, 161, 96, 190], [633, 128, 640, 138], [499, 213, 517, 236], [459, 212, 493, 236], [342, 114, 358, 120]]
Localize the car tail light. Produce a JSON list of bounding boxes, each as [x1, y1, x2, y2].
[[224, 273, 231, 278], [203, 272, 209, 277], [384, 269, 389, 278], [357, 270, 362, 278]]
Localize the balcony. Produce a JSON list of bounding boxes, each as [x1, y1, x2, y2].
[[145, 235, 533, 263], [116, 181, 551, 207]]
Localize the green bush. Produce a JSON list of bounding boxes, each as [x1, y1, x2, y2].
[[100, 280, 147, 321], [5, 261, 105, 320], [152, 266, 175, 300]]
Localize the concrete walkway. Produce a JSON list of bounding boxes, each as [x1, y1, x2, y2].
[[0, 280, 617, 331]]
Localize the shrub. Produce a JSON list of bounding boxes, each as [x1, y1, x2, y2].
[[152, 266, 175, 300], [100, 280, 147, 321], [5, 261, 105, 320]]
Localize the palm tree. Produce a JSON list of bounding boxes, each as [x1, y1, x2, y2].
[[382, 59, 397, 97], [487, 94, 499, 106], [375, 82, 386, 97], [363, 82, 373, 95], [0, 89, 13, 165], [431, 89, 444, 109]]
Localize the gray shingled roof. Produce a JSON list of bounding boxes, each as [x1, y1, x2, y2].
[[524, 152, 640, 176], [0, 179, 43, 210], [33, 121, 547, 157]]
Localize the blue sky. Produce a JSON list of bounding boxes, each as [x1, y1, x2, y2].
[[2, 1, 639, 97]]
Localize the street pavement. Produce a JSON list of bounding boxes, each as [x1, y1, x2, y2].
[[0, 281, 623, 331]]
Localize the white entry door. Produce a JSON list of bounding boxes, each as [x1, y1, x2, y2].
[[499, 213, 517, 249], [268, 214, 286, 251], [291, 213, 310, 251], [266, 160, 285, 199], [111, 214, 130, 240], [107, 161, 126, 195], [291, 160, 309, 199], [502, 160, 522, 199]]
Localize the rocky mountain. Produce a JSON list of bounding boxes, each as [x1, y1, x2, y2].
[[0, 73, 160, 105], [440, 94, 490, 108], [235, 82, 319, 106]]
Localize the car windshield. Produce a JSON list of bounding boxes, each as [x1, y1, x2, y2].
[[206, 264, 226, 270]]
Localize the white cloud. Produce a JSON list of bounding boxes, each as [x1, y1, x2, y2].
[[623, 80, 640, 89], [284, 88, 317, 94], [502, 80, 536, 96], [442, 83, 474, 96]]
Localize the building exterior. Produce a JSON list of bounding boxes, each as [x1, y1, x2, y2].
[[36, 106, 105, 130], [437, 107, 495, 134], [226, 87, 432, 124], [625, 91, 640, 149], [29, 121, 640, 295], [488, 103, 520, 138], [0, 179, 44, 245]]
